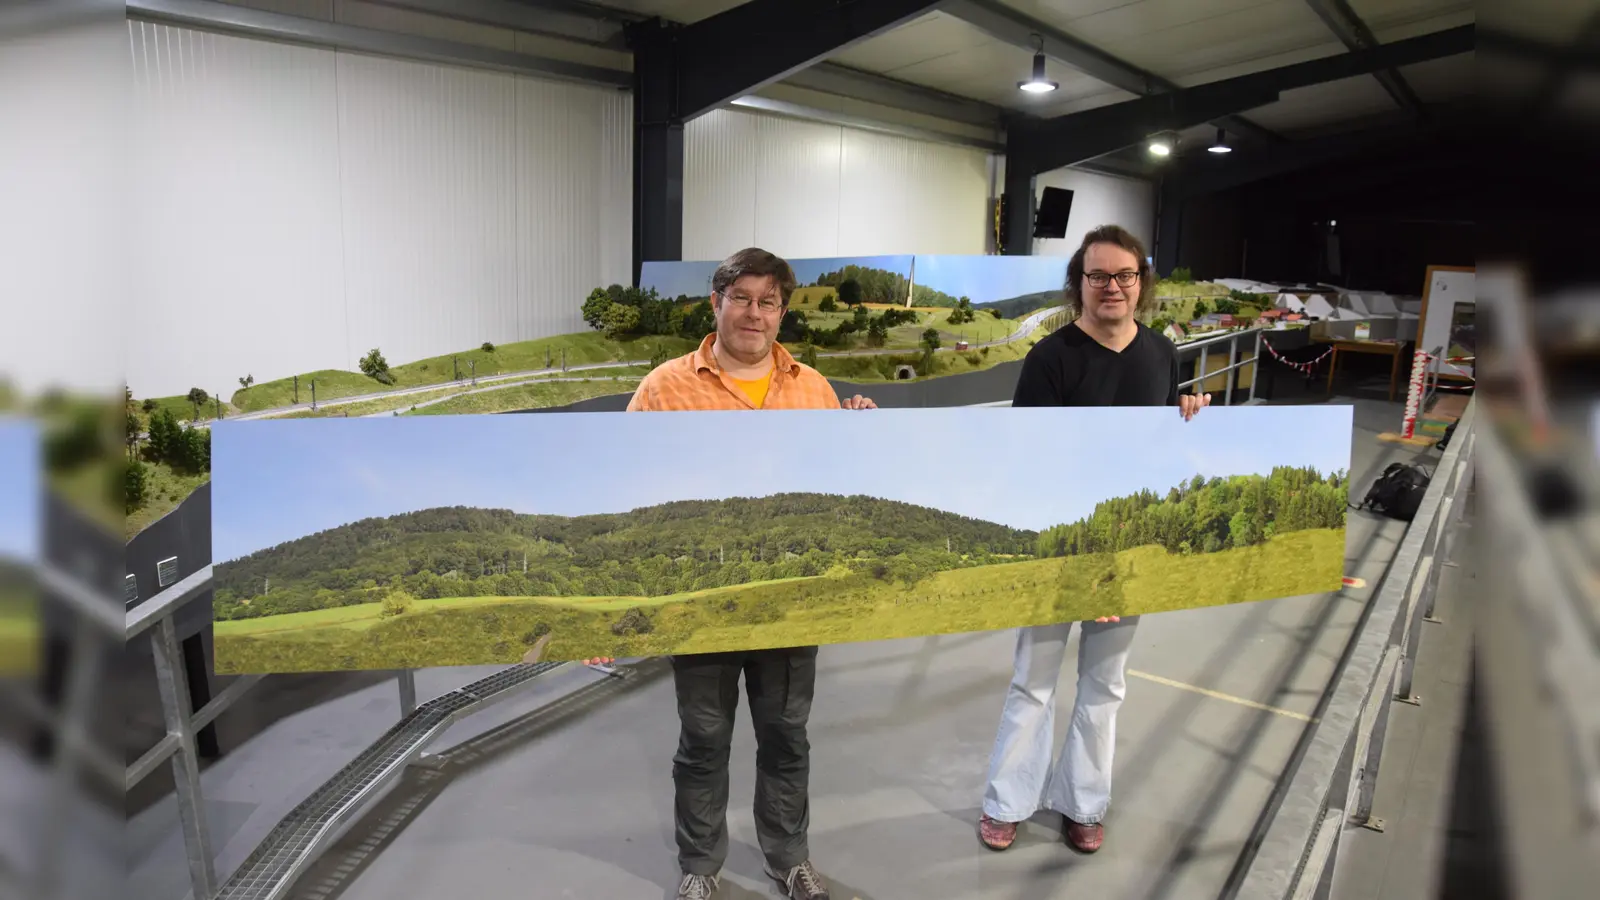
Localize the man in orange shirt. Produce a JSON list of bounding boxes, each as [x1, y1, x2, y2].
[[626, 247, 873, 900]]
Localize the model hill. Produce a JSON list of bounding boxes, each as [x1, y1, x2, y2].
[[214, 493, 1036, 620]]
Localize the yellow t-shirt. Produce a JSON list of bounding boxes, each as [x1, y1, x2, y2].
[[731, 374, 771, 409]]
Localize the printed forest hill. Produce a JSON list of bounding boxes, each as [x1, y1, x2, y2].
[[213, 493, 1037, 620], [972, 291, 1059, 320]]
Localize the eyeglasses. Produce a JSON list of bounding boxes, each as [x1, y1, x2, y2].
[[717, 290, 785, 313], [1085, 271, 1140, 289]]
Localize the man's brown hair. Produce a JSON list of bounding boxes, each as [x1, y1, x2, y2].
[[1063, 224, 1158, 320], [711, 247, 798, 305]]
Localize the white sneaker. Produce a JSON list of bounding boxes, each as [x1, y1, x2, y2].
[[676, 872, 719, 900]]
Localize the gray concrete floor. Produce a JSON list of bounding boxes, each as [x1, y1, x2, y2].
[[125, 397, 1443, 900]]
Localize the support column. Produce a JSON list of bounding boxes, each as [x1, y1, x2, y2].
[[1154, 175, 1184, 276], [1001, 128, 1035, 256], [630, 23, 684, 287]]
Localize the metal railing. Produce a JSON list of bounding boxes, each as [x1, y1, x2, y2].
[[122, 566, 599, 900], [1233, 395, 1476, 900], [968, 325, 1269, 407], [1178, 326, 1266, 404]]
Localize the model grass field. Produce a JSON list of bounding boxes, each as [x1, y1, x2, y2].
[[209, 406, 1354, 674]]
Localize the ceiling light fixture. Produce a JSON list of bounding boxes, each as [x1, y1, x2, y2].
[[1208, 127, 1232, 154], [1017, 34, 1058, 94], [1147, 132, 1175, 156]]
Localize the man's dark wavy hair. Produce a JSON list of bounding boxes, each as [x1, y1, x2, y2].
[[1064, 224, 1158, 320], [711, 247, 797, 305]]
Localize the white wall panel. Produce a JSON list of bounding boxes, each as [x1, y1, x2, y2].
[[683, 109, 759, 262], [685, 108, 989, 262], [126, 23, 632, 398], [128, 21, 349, 399], [514, 76, 634, 337], [750, 116, 844, 260], [1031, 167, 1156, 260], [335, 53, 521, 368]]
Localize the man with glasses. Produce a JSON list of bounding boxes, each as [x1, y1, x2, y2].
[[626, 247, 873, 900], [976, 224, 1209, 856]]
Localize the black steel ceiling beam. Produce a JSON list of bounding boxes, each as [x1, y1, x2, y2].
[[669, 0, 945, 121], [1301, 0, 1426, 120], [367, 0, 633, 47], [786, 63, 1005, 129], [939, 0, 1280, 145], [1017, 24, 1472, 175], [1173, 123, 1434, 199]]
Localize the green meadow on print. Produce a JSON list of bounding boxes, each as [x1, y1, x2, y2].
[[210, 406, 1353, 674]]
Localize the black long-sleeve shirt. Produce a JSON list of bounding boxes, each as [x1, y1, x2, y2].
[[1012, 321, 1180, 408]]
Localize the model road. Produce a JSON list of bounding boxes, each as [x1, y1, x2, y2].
[[183, 305, 1064, 425]]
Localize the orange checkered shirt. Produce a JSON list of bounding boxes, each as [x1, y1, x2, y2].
[[626, 334, 842, 412]]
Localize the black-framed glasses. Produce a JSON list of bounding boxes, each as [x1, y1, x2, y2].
[[717, 290, 785, 313], [1085, 271, 1140, 289]]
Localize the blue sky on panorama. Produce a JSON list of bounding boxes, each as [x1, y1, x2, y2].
[[212, 406, 1353, 562], [0, 418, 39, 562], [640, 256, 912, 299], [640, 255, 1066, 306], [913, 255, 1068, 305]]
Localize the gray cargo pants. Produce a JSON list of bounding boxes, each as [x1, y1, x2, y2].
[[670, 645, 818, 877]]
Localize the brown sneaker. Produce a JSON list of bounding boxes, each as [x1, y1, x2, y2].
[[1064, 818, 1104, 853], [978, 814, 1018, 851], [764, 859, 829, 900]]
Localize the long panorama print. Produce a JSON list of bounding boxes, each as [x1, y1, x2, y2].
[[210, 406, 1353, 674]]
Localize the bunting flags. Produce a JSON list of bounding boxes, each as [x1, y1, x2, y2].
[[1260, 339, 1332, 375]]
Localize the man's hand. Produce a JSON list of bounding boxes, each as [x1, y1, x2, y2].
[[842, 394, 877, 409], [583, 657, 616, 666], [1091, 616, 1121, 624], [1179, 392, 1212, 421]]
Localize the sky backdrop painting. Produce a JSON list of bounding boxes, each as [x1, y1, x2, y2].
[[0, 419, 39, 563], [641, 255, 912, 299], [213, 406, 1353, 563], [911, 255, 1068, 305]]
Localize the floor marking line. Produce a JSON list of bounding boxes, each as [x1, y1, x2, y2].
[[1127, 669, 1319, 722]]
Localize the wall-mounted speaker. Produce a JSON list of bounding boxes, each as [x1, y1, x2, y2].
[[1033, 186, 1074, 239]]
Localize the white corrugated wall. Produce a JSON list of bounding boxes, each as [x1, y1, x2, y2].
[[683, 108, 990, 263], [1030, 166, 1156, 259], [126, 20, 632, 399]]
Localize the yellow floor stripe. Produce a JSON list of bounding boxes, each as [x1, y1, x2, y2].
[[1128, 669, 1319, 722]]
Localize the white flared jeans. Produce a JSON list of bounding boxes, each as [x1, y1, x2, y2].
[[981, 616, 1139, 825]]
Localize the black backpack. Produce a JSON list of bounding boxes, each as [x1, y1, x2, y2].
[[1359, 463, 1432, 521]]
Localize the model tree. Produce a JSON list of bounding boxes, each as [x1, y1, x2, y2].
[[186, 387, 208, 420]]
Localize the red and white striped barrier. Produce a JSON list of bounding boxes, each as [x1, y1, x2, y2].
[[1401, 348, 1431, 439], [1400, 351, 1476, 438]]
